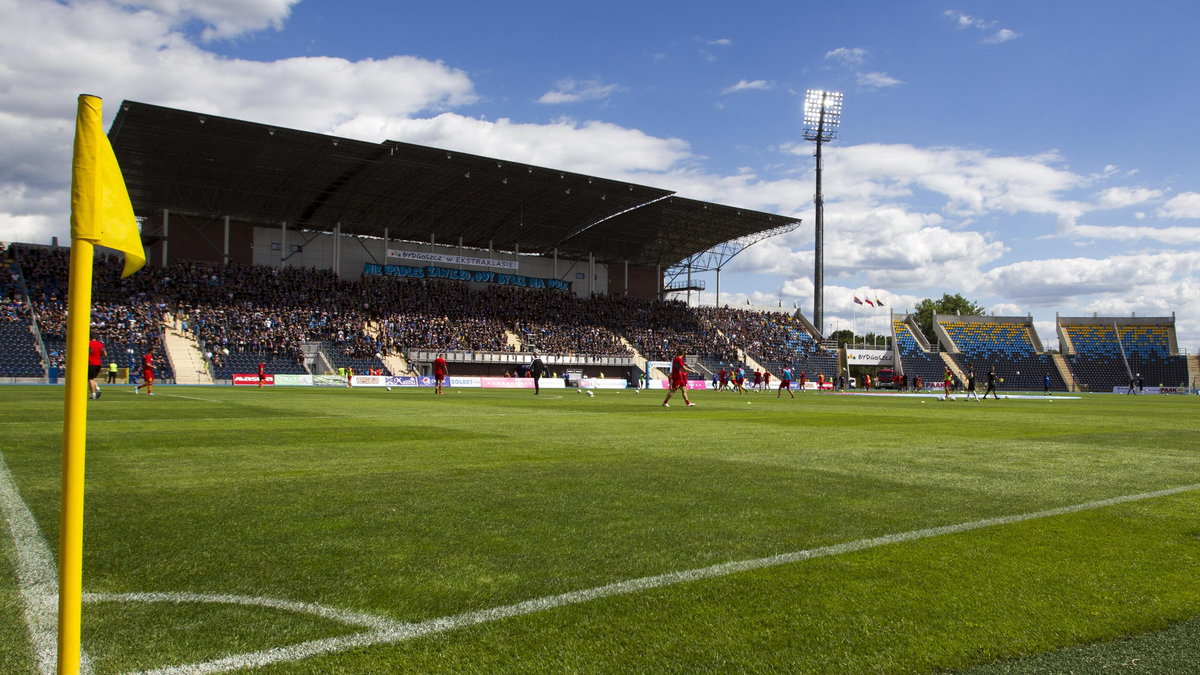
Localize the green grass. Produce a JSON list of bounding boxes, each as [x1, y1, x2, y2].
[[0, 385, 1197, 673]]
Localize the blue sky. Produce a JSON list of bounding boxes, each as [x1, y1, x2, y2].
[[2, 0, 1199, 351]]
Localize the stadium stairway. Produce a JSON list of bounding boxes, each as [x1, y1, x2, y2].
[[380, 352, 414, 376], [1051, 353, 1078, 392], [939, 352, 966, 385], [505, 329, 523, 351], [162, 322, 213, 384], [301, 342, 334, 375], [363, 320, 415, 375], [1187, 353, 1199, 388], [618, 337, 662, 380]]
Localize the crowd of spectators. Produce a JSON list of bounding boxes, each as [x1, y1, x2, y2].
[[6, 243, 838, 378], [698, 306, 828, 364]]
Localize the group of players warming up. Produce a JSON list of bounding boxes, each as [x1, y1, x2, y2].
[[85, 335, 159, 400], [81, 337, 1014, 405]]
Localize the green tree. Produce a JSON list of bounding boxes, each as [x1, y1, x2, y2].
[[830, 329, 855, 347], [913, 293, 986, 344]]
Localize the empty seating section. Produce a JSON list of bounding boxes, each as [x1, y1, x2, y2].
[[1064, 323, 1188, 390], [942, 321, 1033, 357], [0, 311, 43, 377], [940, 320, 1065, 391], [0, 260, 45, 377]]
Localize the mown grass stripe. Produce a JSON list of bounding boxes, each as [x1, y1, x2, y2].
[[140, 481, 1200, 674]]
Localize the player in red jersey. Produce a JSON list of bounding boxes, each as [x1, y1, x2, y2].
[[87, 336, 104, 399], [258, 361, 266, 388], [661, 348, 696, 408], [134, 350, 156, 395], [433, 353, 448, 395], [752, 369, 762, 391]]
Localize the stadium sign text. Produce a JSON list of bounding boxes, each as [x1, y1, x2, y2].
[[364, 263, 570, 291], [387, 249, 519, 270], [845, 349, 895, 366]]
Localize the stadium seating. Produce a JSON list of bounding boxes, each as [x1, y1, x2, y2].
[[893, 320, 947, 388], [940, 319, 1066, 392], [1063, 322, 1188, 391], [0, 313, 44, 377]]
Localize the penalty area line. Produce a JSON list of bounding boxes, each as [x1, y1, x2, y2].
[[144, 481, 1200, 674]]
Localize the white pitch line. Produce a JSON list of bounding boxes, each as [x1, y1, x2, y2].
[[84, 591, 407, 633], [0, 454, 94, 674], [152, 394, 228, 403], [140, 480, 1200, 674]]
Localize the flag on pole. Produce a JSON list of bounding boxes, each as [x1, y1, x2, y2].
[[71, 94, 144, 277], [876, 297, 885, 307], [864, 298, 874, 307], [853, 296, 863, 305], [59, 94, 144, 675]]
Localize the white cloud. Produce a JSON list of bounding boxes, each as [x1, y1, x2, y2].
[[857, 72, 902, 88], [984, 252, 1198, 305], [944, 10, 993, 31], [1158, 192, 1200, 219], [337, 113, 692, 178], [984, 28, 1020, 44], [944, 10, 1019, 44], [1067, 223, 1200, 245], [119, 0, 300, 40], [536, 78, 619, 105], [810, 143, 1089, 225], [722, 79, 772, 94], [707, 38, 732, 46], [0, 0, 478, 245], [825, 47, 866, 67], [1094, 186, 1165, 209]]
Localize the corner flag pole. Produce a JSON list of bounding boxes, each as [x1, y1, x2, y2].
[[60, 94, 145, 674], [59, 234, 93, 675]]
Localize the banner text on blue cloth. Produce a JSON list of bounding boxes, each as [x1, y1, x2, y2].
[[363, 263, 571, 290]]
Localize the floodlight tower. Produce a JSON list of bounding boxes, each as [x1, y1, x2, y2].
[[803, 89, 843, 337]]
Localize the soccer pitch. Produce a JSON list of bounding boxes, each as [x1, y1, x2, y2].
[[1, 386, 1198, 673]]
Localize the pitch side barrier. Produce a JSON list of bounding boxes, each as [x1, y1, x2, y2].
[[1112, 386, 1194, 395]]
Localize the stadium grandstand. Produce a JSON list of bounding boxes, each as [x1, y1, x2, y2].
[[1057, 315, 1194, 392], [934, 314, 1068, 393], [0, 101, 813, 384]]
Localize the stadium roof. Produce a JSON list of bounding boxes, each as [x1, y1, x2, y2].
[[109, 101, 800, 268]]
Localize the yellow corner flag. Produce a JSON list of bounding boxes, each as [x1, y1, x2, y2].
[[58, 94, 144, 674], [70, 94, 145, 278]]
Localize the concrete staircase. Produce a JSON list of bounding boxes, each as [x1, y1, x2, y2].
[[162, 321, 213, 385], [620, 338, 662, 379], [364, 321, 415, 375], [1187, 354, 1199, 390], [301, 342, 333, 375], [381, 352, 415, 376], [505, 330, 524, 351], [1051, 353, 1078, 392], [939, 352, 966, 384]]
